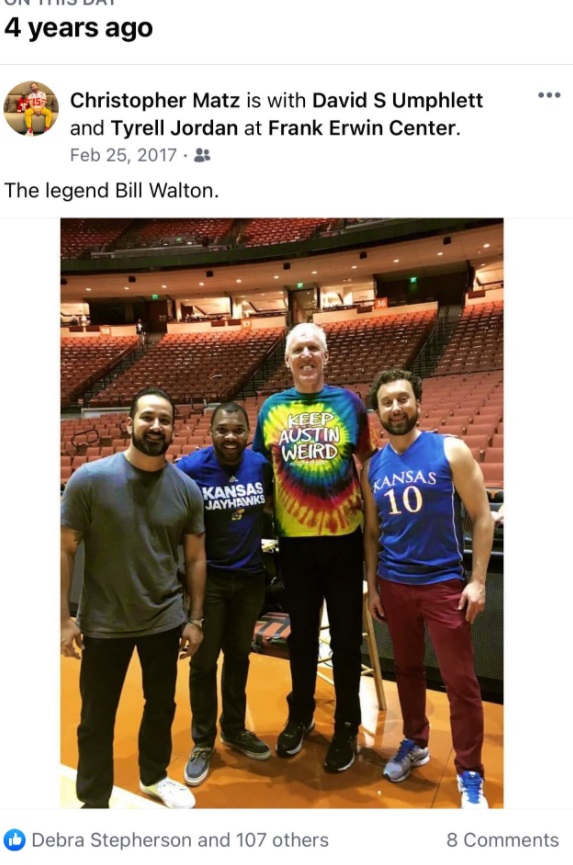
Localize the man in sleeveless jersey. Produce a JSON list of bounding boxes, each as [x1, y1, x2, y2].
[[177, 402, 273, 786], [362, 369, 493, 808], [61, 387, 206, 809], [253, 323, 376, 773]]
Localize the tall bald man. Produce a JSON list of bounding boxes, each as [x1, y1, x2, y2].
[[253, 323, 375, 772]]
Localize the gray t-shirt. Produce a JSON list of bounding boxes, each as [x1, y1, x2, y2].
[[61, 452, 205, 638]]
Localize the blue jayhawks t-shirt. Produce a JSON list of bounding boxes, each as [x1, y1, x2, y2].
[[368, 432, 465, 585], [177, 446, 273, 578]]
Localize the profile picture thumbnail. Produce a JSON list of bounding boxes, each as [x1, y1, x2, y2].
[[4, 80, 59, 137]]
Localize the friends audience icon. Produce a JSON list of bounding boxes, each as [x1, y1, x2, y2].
[[194, 148, 211, 162], [4, 79, 59, 136]]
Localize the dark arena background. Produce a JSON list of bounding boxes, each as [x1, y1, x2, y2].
[[60, 216, 503, 809]]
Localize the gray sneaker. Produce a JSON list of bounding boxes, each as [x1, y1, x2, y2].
[[221, 729, 271, 760], [384, 738, 430, 782], [184, 746, 213, 786]]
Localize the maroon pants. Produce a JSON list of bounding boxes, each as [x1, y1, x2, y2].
[[379, 578, 484, 776]]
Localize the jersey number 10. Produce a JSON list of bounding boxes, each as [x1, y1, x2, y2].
[[384, 486, 423, 514]]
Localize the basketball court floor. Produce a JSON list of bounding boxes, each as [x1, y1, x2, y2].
[[61, 651, 503, 809]]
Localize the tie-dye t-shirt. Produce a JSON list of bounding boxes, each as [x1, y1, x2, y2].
[[252, 385, 375, 537]]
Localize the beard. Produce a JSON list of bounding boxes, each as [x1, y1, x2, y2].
[[381, 409, 419, 436], [131, 429, 170, 457]]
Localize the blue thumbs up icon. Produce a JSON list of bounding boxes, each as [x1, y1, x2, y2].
[[4, 829, 26, 851]]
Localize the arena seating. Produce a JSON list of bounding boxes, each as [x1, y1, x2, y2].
[[60, 219, 134, 259], [61, 336, 139, 407], [433, 301, 503, 375], [241, 218, 335, 246], [111, 219, 236, 250], [61, 217, 407, 260], [88, 328, 283, 407]]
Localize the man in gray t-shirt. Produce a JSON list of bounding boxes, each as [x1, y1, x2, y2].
[[61, 387, 206, 809]]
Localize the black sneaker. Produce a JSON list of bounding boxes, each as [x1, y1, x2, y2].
[[220, 729, 271, 760], [323, 724, 357, 773], [276, 718, 315, 757], [184, 746, 213, 786]]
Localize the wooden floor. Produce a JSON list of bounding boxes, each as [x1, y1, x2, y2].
[[61, 652, 503, 809]]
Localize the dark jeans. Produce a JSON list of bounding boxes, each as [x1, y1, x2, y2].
[[190, 571, 265, 747], [76, 626, 181, 808], [279, 530, 364, 733]]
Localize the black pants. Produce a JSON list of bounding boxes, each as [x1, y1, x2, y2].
[[76, 626, 181, 808], [279, 530, 364, 733], [190, 572, 265, 746]]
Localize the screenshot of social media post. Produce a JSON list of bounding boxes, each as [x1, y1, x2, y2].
[[1, 0, 572, 857]]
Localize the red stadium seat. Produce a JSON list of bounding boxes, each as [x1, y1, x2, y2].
[[480, 462, 504, 488], [482, 447, 504, 463]]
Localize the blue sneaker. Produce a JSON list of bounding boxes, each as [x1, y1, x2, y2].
[[384, 738, 430, 782], [184, 746, 213, 786], [458, 771, 488, 808]]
